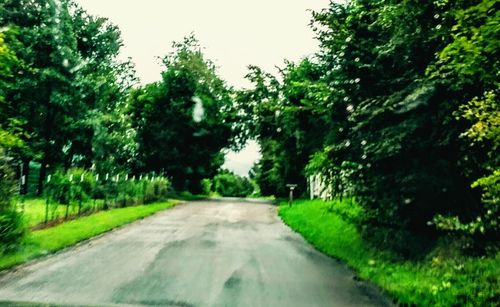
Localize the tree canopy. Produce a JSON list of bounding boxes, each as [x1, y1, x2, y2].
[[130, 36, 235, 192]]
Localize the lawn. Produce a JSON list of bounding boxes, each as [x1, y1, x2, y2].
[[279, 199, 499, 307], [16, 198, 107, 228], [0, 200, 179, 271]]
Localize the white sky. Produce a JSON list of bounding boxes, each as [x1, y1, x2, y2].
[[74, 0, 331, 176]]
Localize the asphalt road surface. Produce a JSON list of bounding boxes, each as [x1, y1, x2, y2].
[[0, 199, 393, 307]]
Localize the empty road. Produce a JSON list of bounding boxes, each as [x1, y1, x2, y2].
[[0, 199, 393, 307]]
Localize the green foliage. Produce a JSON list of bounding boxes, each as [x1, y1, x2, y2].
[[130, 35, 235, 193], [200, 178, 212, 195], [142, 178, 171, 204], [43, 168, 171, 220], [212, 170, 254, 197], [307, 0, 470, 239], [280, 199, 500, 306], [0, 147, 25, 253], [267, 0, 500, 251], [425, 0, 499, 241], [238, 59, 330, 197], [0, 0, 137, 195], [233, 0, 499, 255], [44, 169, 81, 205], [46, 172, 69, 205]]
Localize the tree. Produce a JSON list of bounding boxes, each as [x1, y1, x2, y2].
[[0, 31, 25, 251], [0, 0, 137, 192], [303, 0, 491, 253], [130, 36, 234, 192], [237, 60, 330, 197]]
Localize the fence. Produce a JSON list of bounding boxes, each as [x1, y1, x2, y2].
[[15, 168, 172, 227]]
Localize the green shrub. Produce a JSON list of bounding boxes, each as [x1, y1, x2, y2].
[[201, 178, 212, 195], [213, 171, 254, 197], [43, 169, 172, 213], [44, 169, 77, 205], [143, 178, 171, 203]]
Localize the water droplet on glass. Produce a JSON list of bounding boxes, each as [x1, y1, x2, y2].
[[404, 198, 412, 204], [346, 104, 354, 112], [436, 24, 442, 30], [434, 14, 440, 19], [362, 154, 367, 160], [192, 96, 204, 123], [355, 78, 361, 83], [62, 59, 70, 68], [344, 97, 350, 102], [355, 57, 360, 62], [361, 140, 367, 146], [276, 127, 282, 133], [82, 37, 88, 42], [345, 140, 351, 147]]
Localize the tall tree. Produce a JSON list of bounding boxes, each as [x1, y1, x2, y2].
[[131, 36, 234, 192], [237, 60, 330, 197], [0, 0, 81, 193]]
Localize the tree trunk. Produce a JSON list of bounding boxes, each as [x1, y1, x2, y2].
[[37, 158, 47, 196], [21, 159, 30, 195]]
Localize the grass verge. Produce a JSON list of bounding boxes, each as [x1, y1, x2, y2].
[[279, 199, 499, 307], [0, 200, 179, 272], [16, 198, 106, 228]]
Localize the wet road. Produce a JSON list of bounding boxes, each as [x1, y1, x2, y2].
[[0, 199, 393, 306]]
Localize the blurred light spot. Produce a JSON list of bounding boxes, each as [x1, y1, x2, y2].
[[192, 96, 204, 123]]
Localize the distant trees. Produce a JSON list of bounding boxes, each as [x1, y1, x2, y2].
[[212, 170, 254, 197], [129, 36, 236, 192], [236, 60, 330, 197]]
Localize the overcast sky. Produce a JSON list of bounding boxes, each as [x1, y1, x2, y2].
[[74, 0, 331, 176]]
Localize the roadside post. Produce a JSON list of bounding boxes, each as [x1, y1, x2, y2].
[[286, 184, 297, 207], [20, 175, 26, 212], [44, 175, 51, 224]]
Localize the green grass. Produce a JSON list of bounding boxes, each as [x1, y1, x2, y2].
[[279, 199, 499, 307], [16, 198, 106, 227], [0, 200, 179, 271]]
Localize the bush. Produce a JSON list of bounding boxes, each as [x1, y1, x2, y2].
[[201, 178, 212, 195], [44, 169, 82, 205], [44, 170, 172, 213], [213, 171, 254, 197], [143, 178, 171, 203], [0, 149, 25, 252]]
